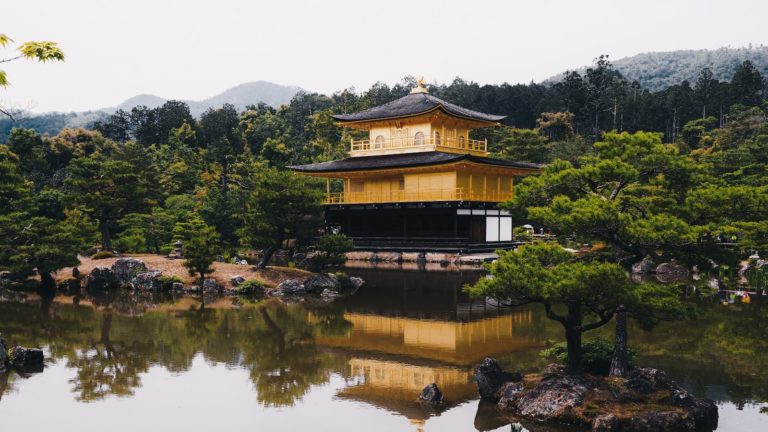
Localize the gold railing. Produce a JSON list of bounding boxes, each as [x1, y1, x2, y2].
[[324, 188, 512, 204], [350, 136, 487, 155]]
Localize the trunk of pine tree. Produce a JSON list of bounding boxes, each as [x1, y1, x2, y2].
[[39, 271, 57, 296], [258, 245, 278, 269], [99, 218, 112, 251], [565, 301, 583, 375], [609, 305, 629, 377]]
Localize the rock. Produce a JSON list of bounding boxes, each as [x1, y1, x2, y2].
[[130, 270, 163, 291], [111, 258, 148, 285], [57, 277, 81, 295], [685, 398, 718, 430], [418, 383, 443, 404], [631, 257, 656, 274], [497, 382, 524, 410], [629, 367, 672, 390], [592, 413, 620, 431], [655, 261, 690, 283], [667, 387, 695, 407], [543, 363, 566, 375], [84, 267, 118, 291], [9, 346, 44, 371], [338, 276, 364, 293], [626, 376, 653, 394], [172, 282, 185, 292], [275, 279, 305, 296], [624, 411, 695, 431], [230, 275, 246, 286], [202, 278, 222, 293], [514, 373, 589, 420], [320, 288, 340, 300], [474, 358, 523, 400], [72, 267, 81, 279], [304, 273, 339, 293]]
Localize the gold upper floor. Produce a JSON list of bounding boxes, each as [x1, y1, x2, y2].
[[346, 111, 490, 157]]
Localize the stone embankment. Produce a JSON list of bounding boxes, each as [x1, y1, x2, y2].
[[345, 251, 498, 266]]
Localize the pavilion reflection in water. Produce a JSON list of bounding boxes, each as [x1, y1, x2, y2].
[[314, 266, 545, 422]]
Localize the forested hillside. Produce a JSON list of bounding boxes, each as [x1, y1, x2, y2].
[[612, 46, 768, 91]]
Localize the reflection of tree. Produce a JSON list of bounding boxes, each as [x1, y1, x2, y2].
[[310, 304, 353, 337], [66, 312, 150, 401], [240, 302, 330, 407]]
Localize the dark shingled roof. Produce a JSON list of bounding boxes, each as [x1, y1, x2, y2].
[[332, 93, 506, 124], [288, 151, 541, 173]]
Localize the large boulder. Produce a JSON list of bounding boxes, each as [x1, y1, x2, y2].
[[513, 373, 589, 420], [230, 275, 246, 286], [84, 267, 118, 291], [624, 411, 695, 431], [111, 258, 147, 285], [274, 279, 306, 296], [591, 413, 620, 432], [631, 257, 656, 274], [304, 273, 339, 293], [202, 278, 223, 293], [655, 261, 690, 283], [9, 346, 44, 371], [629, 367, 672, 390], [130, 271, 163, 291], [474, 358, 523, 400], [497, 382, 525, 410], [338, 275, 364, 294], [418, 383, 443, 405], [685, 398, 718, 430]]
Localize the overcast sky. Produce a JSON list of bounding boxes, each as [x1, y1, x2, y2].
[[2, 0, 767, 113]]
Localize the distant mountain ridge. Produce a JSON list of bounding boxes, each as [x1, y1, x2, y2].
[[547, 46, 768, 91], [109, 81, 304, 116]]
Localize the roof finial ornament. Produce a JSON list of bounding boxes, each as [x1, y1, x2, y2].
[[410, 76, 429, 94]]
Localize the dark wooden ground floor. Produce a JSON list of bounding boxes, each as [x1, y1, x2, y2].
[[323, 202, 517, 252]]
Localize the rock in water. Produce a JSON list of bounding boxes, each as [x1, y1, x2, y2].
[[625, 411, 695, 431], [418, 383, 443, 404], [514, 373, 589, 420], [592, 413, 619, 431], [274, 279, 306, 296], [130, 270, 163, 291], [474, 358, 523, 400], [304, 273, 339, 293], [84, 267, 118, 291], [111, 258, 148, 285], [497, 382, 524, 410], [9, 347, 44, 371]]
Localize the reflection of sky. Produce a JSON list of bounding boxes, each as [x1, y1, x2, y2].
[[2, 355, 766, 432]]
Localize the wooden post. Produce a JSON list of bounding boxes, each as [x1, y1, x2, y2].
[[483, 175, 487, 201], [326, 177, 330, 203], [496, 177, 501, 201], [469, 174, 473, 201]]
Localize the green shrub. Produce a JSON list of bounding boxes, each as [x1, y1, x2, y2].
[[236, 279, 265, 295], [91, 250, 115, 260], [314, 234, 354, 270], [113, 233, 146, 253], [540, 338, 636, 376]]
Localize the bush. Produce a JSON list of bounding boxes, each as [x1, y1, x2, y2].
[[236, 279, 265, 295], [540, 338, 636, 376], [157, 275, 183, 291], [91, 250, 115, 260], [314, 234, 354, 270]]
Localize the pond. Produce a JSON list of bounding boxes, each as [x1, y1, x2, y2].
[[0, 266, 766, 432]]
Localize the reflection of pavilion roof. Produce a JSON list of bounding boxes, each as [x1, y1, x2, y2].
[[332, 92, 506, 125], [316, 311, 539, 366], [336, 357, 475, 421]]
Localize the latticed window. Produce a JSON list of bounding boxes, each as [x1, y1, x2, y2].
[[434, 131, 441, 145], [374, 135, 385, 148], [459, 136, 465, 147], [414, 131, 425, 146]]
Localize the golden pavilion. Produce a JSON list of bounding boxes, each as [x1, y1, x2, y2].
[[289, 79, 541, 251]]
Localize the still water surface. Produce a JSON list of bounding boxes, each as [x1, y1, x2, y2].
[[0, 266, 766, 431]]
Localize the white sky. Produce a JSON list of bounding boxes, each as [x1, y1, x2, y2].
[[2, 0, 767, 113]]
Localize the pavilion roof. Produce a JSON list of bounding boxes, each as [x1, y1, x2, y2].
[[288, 151, 540, 173], [331, 93, 506, 125]]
